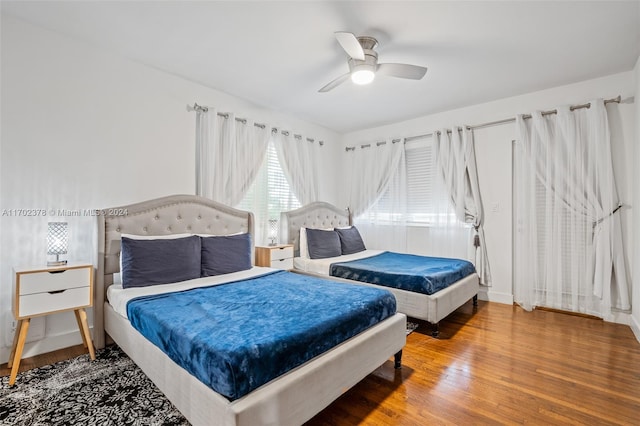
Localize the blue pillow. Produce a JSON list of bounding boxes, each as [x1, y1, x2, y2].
[[121, 235, 201, 288], [201, 233, 252, 276], [306, 228, 342, 259], [335, 226, 366, 255]]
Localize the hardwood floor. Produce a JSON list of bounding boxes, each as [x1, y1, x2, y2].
[[2, 301, 639, 425], [306, 301, 640, 425]]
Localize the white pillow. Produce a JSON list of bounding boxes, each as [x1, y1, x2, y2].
[[300, 227, 309, 259], [121, 233, 192, 240], [193, 231, 244, 237]]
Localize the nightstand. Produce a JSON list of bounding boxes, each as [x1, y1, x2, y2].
[[8, 262, 95, 386], [255, 244, 294, 270]]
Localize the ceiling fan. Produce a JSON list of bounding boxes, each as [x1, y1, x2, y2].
[[319, 31, 428, 93]]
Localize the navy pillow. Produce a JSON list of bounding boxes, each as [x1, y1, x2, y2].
[[335, 226, 366, 255], [306, 228, 342, 259], [121, 235, 201, 289], [201, 233, 252, 276]]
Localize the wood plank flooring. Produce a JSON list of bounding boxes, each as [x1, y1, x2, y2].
[[2, 301, 639, 425], [306, 301, 640, 425]]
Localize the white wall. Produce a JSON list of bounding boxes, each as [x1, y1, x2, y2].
[[0, 15, 342, 363], [632, 56, 640, 342], [342, 72, 636, 311]]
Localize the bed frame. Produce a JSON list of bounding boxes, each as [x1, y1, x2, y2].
[[95, 194, 406, 426], [281, 201, 479, 336]]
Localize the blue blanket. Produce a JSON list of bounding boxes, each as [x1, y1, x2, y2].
[[126, 271, 396, 401], [330, 252, 476, 295]]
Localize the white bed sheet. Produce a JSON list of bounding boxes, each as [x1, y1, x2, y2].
[[293, 249, 384, 275], [107, 266, 274, 318]]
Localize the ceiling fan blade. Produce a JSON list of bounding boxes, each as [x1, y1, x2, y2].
[[377, 63, 428, 80], [334, 32, 365, 60], [318, 72, 351, 93]]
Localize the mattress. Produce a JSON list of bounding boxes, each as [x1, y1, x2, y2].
[[107, 267, 270, 317], [108, 268, 397, 401]]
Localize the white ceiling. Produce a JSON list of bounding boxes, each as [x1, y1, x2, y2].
[[2, 1, 639, 133]]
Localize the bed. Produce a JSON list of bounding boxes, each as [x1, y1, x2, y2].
[[281, 202, 479, 336], [94, 194, 406, 426]]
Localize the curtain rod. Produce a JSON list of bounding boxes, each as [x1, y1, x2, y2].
[[346, 95, 623, 151], [401, 95, 623, 144], [187, 103, 324, 146]]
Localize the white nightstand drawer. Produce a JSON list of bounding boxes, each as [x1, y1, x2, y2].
[[271, 257, 294, 270], [9, 262, 96, 386], [270, 246, 293, 261], [18, 286, 91, 318], [18, 267, 91, 295]]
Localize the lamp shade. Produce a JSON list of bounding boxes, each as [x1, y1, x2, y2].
[[268, 219, 279, 246], [47, 222, 68, 256]]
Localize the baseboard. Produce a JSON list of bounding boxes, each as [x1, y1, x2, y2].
[[605, 310, 630, 326], [478, 288, 514, 305], [631, 314, 640, 344], [0, 329, 86, 365]]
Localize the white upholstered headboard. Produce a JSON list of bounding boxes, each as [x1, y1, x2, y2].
[[95, 194, 254, 349], [280, 202, 351, 256]]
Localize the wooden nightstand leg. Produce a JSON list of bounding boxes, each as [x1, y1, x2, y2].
[[75, 308, 95, 360], [7, 319, 23, 369], [74, 310, 88, 349], [9, 319, 30, 386]]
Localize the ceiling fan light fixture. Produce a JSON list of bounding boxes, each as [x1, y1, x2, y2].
[[351, 62, 376, 85], [351, 69, 375, 85], [319, 32, 426, 92]]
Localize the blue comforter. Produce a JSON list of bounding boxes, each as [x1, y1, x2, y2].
[[126, 270, 396, 401], [330, 252, 476, 295]]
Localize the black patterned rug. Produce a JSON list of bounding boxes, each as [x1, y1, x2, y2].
[[406, 321, 419, 335], [2, 326, 418, 425], [0, 346, 188, 425]]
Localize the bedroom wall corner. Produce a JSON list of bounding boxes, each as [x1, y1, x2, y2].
[[0, 14, 342, 364], [0, 14, 196, 364], [631, 55, 640, 343]]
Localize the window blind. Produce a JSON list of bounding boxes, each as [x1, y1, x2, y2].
[[534, 178, 590, 301], [363, 137, 457, 224], [237, 139, 300, 243], [405, 139, 455, 224]]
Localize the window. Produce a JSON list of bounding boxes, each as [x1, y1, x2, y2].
[[365, 137, 458, 225], [534, 178, 590, 300], [237, 139, 300, 244]]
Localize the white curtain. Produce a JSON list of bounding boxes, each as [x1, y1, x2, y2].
[[348, 140, 405, 217], [409, 138, 472, 261], [513, 99, 630, 319], [348, 140, 407, 252], [272, 131, 319, 205], [434, 127, 491, 285], [195, 108, 270, 205]]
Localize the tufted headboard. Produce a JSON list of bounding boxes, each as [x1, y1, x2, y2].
[[280, 202, 351, 257], [95, 194, 254, 349]]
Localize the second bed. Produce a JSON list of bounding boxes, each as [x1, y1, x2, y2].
[[281, 202, 480, 336]]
